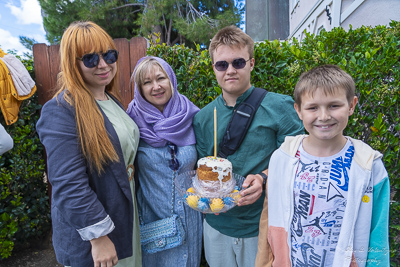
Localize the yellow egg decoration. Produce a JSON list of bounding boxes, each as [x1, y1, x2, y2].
[[210, 198, 225, 213], [186, 187, 194, 193], [186, 195, 199, 208]]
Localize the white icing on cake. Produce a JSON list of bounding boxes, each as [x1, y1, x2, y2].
[[192, 177, 236, 197], [197, 156, 232, 183], [194, 156, 235, 197]]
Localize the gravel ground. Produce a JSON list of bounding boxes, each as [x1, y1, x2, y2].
[[0, 246, 62, 267], [0, 232, 62, 267]]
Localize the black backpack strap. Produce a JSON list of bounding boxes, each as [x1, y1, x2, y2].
[[218, 88, 268, 158]]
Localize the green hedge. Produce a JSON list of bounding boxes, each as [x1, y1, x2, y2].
[[0, 54, 50, 259], [148, 21, 400, 265]]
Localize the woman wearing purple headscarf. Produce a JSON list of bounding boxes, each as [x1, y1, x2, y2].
[[126, 56, 202, 266]]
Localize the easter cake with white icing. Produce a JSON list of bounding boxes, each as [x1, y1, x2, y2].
[[193, 156, 236, 197]]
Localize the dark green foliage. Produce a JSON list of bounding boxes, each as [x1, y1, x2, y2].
[[168, 0, 243, 47], [39, 0, 85, 44], [148, 21, 400, 264], [82, 0, 143, 41], [39, 0, 241, 46], [148, 43, 220, 107], [135, 0, 242, 47], [0, 53, 50, 259], [39, 0, 143, 44]]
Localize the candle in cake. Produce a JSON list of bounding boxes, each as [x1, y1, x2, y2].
[[214, 107, 217, 158]]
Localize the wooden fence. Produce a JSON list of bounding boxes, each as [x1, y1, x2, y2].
[[33, 37, 148, 107]]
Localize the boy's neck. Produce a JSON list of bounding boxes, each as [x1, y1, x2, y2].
[[222, 85, 252, 107], [302, 135, 348, 157]]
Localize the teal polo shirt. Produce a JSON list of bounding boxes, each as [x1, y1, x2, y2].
[[193, 86, 304, 238]]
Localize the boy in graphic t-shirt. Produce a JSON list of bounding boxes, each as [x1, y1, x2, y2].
[[255, 65, 390, 267]]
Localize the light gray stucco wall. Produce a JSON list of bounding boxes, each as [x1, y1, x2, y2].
[[341, 0, 400, 29]]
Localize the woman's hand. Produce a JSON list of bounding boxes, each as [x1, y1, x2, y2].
[[90, 235, 118, 267]]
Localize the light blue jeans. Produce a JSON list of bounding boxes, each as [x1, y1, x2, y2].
[[203, 220, 259, 267]]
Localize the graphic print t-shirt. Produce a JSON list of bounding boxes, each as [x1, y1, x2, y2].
[[290, 139, 354, 266]]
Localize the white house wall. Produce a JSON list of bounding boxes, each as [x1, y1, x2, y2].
[[341, 0, 400, 30], [289, 0, 400, 42], [290, 0, 336, 41], [290, 0, 321, 31]]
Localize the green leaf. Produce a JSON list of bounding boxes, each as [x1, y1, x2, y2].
[[1, 213, 10, 221]]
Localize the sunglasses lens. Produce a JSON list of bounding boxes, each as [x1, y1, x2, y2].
[[103, 50, 118, 64], [169, 158, 180, 171], [167, 143, 180, 171], [81, 50, 118, 68], [82, 53, 99, 68], [214, 61, 229, 71], [214, 58, 248, 71], [232, 58, 247, 69]]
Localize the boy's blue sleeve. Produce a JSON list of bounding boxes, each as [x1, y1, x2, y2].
[[367, 172, 390, 266]]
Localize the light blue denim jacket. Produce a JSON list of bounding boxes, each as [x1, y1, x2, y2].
[[136, 140, 203, 267]]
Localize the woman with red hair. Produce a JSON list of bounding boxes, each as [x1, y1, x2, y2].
[[37, 21, 141, 267]]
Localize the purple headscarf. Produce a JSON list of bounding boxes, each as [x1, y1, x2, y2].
[[126, 56, 200, 147]]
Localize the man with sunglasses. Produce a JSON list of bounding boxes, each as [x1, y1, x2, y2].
[[193, 26, 304, 267]]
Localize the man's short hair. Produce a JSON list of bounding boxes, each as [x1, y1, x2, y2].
[[209, 25, 254, 62], [294, 65, 356, 107]]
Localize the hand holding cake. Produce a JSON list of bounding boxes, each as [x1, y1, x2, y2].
[[238, 172, 265, 206]]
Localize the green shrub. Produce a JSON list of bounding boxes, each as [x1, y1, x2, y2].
[[148, 21, 400, 264], [0, 53, 50, 259], [148, 43, 220, 108]]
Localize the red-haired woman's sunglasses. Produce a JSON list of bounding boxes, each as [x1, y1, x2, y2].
[[77, 50, 118, 68]]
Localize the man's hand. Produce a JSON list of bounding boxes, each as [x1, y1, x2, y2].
[[237, 173, 263, 206], [90, 235, 118, 267]]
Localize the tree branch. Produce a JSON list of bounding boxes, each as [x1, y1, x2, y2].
[[167, 18, 173, 45], [111, 3, 145, 11], [171, 35, 180, 46]]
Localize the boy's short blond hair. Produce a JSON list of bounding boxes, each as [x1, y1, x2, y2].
[[294, 65, 355, 107], [209, 25, 254, 63]]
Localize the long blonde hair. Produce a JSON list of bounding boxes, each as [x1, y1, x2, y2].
[[55, 21, 122, 174]]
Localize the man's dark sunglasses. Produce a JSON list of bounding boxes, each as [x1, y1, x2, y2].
[[214, 58, 250, 71], [77, 49, 119, 68]]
